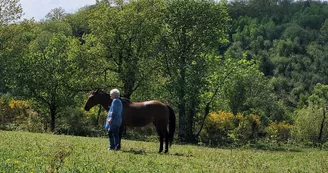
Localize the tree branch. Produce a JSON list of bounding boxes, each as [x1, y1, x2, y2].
[[195, 66, 237, 138]]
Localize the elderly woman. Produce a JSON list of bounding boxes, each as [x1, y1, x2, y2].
[[104, 88, 123, 150]]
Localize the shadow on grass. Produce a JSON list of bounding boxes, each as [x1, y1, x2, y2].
[[119, 148, 193, 157], [248, 143, 304, 152], [120, 148, 147, 155]]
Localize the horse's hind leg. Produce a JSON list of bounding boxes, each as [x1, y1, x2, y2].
[[117, 125, 124, 150], [163, 129, 169, 153], [155, 125, 164, 153]]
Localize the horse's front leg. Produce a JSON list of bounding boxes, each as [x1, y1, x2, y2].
[[118, 125, 124, 150]]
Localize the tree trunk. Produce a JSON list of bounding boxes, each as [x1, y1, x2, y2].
[[178, 103, 193, 141], [177, 66, 194, 142], [188, 101, 197, 143], [50, 105, 56, 132], [318, 106, 326, 144]]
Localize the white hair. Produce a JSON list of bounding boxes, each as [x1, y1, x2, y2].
[[110, 88, 120, 97]]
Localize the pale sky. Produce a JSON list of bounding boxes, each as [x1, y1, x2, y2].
[[20, 0, 96, 21]]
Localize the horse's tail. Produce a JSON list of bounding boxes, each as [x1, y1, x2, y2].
[[167, 105, 176, 146]]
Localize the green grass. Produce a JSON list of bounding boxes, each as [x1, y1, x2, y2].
[[1, 131, 328, 173]]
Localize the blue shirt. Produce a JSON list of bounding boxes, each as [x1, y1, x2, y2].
[[104, 98, 123, 130]]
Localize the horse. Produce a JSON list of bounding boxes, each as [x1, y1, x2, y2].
[[84, 90, 176, 153]]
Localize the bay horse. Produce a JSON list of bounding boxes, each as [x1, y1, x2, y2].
[[84, 90, 176, 153]]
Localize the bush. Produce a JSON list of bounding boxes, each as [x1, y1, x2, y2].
[[231, 114, 262, 144], [200, 110, 263, 146], [55, 107, 104, 137], [292, 106, 328, 144], [0, 97, 31, 131], [200, 110, 239, 146], [266, 121, 292, 143], [25, 109, 45, 133]]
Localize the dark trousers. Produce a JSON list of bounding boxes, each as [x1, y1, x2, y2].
[[108, 125, 120, 149]]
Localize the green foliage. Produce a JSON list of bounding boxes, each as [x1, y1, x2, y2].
[[201, 110, 262, 146], [266, 121, 292, 143], [0, 0, 23, 24], [292, 83, 328, 144], [45, 7, 67, 21], [2, 0, 328, 146], [201, 111, 239, 145], [0, 96, 29, 130], [162, 0, 230, 142], [0, 20, 38, 93], [55, 107, 104, 137], [232, 114, 262, 144], [88, 0, 165, 98], [292, 106, 327, 143], [11, 32, 89, 131]]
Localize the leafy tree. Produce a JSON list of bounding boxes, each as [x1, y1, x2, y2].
[[12, 33, 84, 131], [0, 20, 37, 93], [308, 83, 328, 144], [88, 0, 164, 98], [45, 7, 67, 21], [0, 0, 23, 24], [161, 0, 230, 142], [65, 8, 92, 39], [0, 0, 25, 92], [293, 84, 328, 145]]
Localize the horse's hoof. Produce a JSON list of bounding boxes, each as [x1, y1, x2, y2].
[[158, 149, 163, 153], [164, 150, 168, 153]]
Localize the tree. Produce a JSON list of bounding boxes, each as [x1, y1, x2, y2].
[[45, 7, 67, 21], [0, 0, 23, 24], [308, 83, 328, 145], [88, 0, 164, 98], [0, 20, 37, 93], [0, 0, 24, 93], [12, 33, 84, 131], [293, 83, 328, 146], [161, 0, 230, 142]]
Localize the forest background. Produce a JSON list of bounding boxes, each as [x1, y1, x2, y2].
[[1, 0, 328, 149]]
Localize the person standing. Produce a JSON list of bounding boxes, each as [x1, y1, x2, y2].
[[104, 88, 123, 150]]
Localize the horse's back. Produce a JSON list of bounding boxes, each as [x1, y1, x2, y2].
[[122, 100, 169, 127]]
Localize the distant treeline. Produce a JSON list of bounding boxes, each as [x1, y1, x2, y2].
[[1, 0, 328, 147]]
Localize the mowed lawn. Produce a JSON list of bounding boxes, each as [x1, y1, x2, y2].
[[0, 131, 327, 173]]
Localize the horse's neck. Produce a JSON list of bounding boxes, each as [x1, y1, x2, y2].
[[101, 103, 110, 111], [99, 94, 111, 111]]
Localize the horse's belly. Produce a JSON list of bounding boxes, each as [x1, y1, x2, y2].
[[122, 113, 152, 127]]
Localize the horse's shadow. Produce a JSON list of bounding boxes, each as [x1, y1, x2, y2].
[[120, 148, 147, 155], [119, 148, 193, 157]]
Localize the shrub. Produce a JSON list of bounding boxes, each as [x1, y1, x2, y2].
[[0, 97, 31, 131], [266, 121, 292, 143], [55, 107, 104, 137], [200, 110, 238, 146], [231, 114, 262, 144], [200, 110, 264, 146], [292, 106, 328, 144]]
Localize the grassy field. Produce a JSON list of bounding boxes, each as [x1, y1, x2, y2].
[[0, 131, 328, 173]]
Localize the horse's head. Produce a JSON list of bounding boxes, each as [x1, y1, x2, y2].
[[84, 89, 111, 111]]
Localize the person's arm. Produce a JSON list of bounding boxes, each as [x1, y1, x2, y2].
[[107, 110, 112, 123]]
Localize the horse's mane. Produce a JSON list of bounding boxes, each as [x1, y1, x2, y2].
[[92, 89, 132, 103], [120, 97, 132, 103]]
